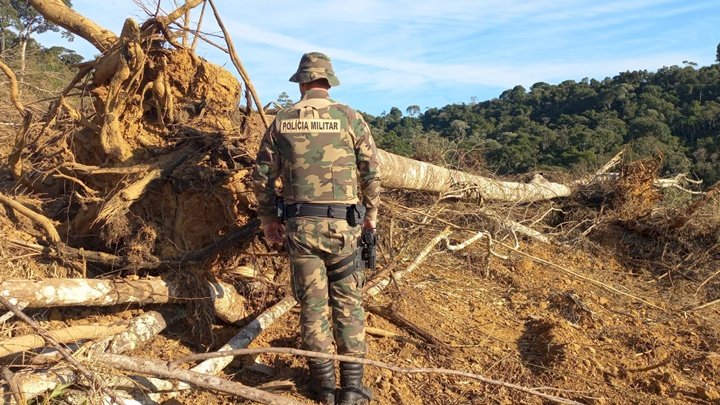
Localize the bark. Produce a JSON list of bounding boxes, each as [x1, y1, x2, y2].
[[19, 37, 26, 71], [378, 150, 572, 203], [0, 324, 126, 358], [27, 0, 118, 52], [0, 278, 245, 324]]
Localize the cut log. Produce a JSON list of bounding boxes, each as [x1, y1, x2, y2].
[[0, 278, 245, 324], [378, 150, 572, 202], [0, 323, 127, 358]]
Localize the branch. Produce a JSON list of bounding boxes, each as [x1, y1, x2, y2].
[[0, 323, 127, 358], [161, 0, 205, 25], [0, 59, 28, 117], [0, 295, 122, 405], [691, 296, 720, 311], [94, 352, 303, 404], [0, 192, 61, 243], [190, 0, 207, 49], [365, 227, 452, 296], [207, 0, 269, 129], [501, 243, 665, 310], [9, 217, 260, 270], [170, 347, 583, 405], [27, 0, 118, 52]]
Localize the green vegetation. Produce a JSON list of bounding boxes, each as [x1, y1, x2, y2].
[[365, 62, 720, 186], [0, 0, 81, 104]]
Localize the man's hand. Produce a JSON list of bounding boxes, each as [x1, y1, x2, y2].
[[263, 222, 285, 244], [362, 217, 376, 231]]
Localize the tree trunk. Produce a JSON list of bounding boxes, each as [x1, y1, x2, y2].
[[19, 37, 26, 71], [27, 0, 117, 52], [378, 150, 572, 203], [0, 278, 246, 324]]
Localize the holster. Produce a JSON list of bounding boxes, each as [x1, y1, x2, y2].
[[346, 204, 366, 227]]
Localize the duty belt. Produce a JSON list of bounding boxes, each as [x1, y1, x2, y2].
[[285, 202, 363, 282], [285, 203, 353, 219]]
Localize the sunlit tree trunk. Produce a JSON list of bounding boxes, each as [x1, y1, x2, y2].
[[378, 150, 572, 202]]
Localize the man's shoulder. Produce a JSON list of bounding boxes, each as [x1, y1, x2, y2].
[[325, 99, 363, 119]]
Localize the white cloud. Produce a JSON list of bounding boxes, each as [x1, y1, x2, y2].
[[33, 0, 720, 113]]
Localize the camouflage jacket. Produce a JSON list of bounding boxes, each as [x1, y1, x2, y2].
[[253, 88, 381, 226]]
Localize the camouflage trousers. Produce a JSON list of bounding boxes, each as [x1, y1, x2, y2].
[[285, 216, 367, 363]]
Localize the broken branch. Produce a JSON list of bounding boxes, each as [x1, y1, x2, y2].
[[0, 193, 61, 243], [0, 323, 127, 358], [0, 295, 122, 405], [207, 0, 269, 128], [171, 347, 583, 405], [365, 227, 452, 296], [27, 0, 118, 52], [93, 352, 303, 405]]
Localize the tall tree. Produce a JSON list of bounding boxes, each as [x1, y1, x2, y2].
[[276, 91, 293, 108], [406, 104, 421, 117], [10, 0, 73, 70], [0, 0, 18, 56]]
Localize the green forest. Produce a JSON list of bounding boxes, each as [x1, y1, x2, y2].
[[365, 57, 720, 187]]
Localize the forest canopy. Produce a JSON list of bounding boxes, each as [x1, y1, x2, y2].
[[365, 61, 720, 186]]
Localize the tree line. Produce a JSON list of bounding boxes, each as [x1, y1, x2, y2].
[[0, 0, 81, 70], [364, 59, 720, 187]]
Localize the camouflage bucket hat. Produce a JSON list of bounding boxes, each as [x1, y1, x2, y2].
[[289, 52, 340, 86]]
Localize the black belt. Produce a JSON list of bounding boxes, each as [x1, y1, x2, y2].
[[285, 203, 352, 219]]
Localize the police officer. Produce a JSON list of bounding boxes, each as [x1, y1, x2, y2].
[[253, 52, 380, 405]]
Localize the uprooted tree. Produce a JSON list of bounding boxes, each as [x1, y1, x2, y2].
[[1, 0, 607, 269], [0, 0, 717, 403]]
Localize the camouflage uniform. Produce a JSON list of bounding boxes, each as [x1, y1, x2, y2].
[[253, 52, 380, 404]]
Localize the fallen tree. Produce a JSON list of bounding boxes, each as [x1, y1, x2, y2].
[[0, 278, 246, 324]]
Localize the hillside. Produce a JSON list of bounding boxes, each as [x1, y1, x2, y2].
[[367, 63, 720, 187]]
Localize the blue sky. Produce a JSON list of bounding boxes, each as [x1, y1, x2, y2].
[[37, 0, 720, 115]]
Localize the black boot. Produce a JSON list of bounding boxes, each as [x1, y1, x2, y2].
[[338, 362, 372, 405], [309, 360, 336, 404]]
